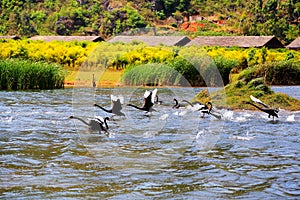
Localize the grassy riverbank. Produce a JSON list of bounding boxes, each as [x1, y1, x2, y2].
[[194, 76, 300, 111], [1, 40, 300, 87], [0, 59, 65, 90]]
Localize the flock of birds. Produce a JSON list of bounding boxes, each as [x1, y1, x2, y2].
[[68, 88, 279, 135]]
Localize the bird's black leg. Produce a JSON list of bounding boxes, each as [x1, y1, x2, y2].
[[104, 131, 109, 137]]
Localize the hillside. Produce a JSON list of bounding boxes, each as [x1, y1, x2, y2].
[[0, 0, 299, 44]]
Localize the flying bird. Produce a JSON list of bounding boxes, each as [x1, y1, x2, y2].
[[68, 115, 110, 134], [173, 99, 207, 112], [245, 95, 279, 120], [199, 102, 222, 119], [94, 95, 125, 116], [127, 88, 157, 112], [172, 98, 182, 109], [172, 99, 196, 109]]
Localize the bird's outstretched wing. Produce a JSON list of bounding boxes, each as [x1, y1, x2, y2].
[[144, 90, 151, 99], [143, 89, 157, 109], [151, 88, 157, 104], [111, 94, 118, 102], [119, 96, 124, 104], [250, 95, 269, 108], [111, 95, 124, 104], [94, 116, 105, 124], [110, 95, 124, 113]]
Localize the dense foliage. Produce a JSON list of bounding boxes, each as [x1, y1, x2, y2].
[[121, 63, 185, 86], [231, 60, 300, 85], [0, 59, 65, 90], [0, 40, 299, 87], [117, 44, 300, 86], [0, 0, 299, 43], [0, 39, 97, 70]]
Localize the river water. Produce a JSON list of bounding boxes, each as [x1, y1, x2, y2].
[[0, 86, 299, 199]]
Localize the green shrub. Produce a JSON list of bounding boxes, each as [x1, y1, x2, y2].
[[234, 80, 245, 88], [261, 61, 300, 85], [0, 59, 65, 90], [213, 56, 239, 85], [247, 77, 264, 88], [121, 63, 187, 86]]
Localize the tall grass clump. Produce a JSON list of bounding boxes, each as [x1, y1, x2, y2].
[[212, 56, 240, 85], [121, 56, 237, 87], [0, 59, 66, 90], [121, 63, 189, 86]]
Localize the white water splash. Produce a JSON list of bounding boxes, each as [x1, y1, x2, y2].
[[0, 116, 13, 123], [231, 131, 255, 141], [222, 110, 234, 120], [232, 135, 255, 141], [173, 110, 187, 116], [159, 113, 169, 120], [143, 131, 157, 138], [286, 114, 295, 122], [235, 116, 247, 122], [108, 132, 116, 138]]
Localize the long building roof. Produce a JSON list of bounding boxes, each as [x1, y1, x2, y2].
[[187, 36, 284, 48], [108, 35, 191, 46], [30, 35, 104, 42], [286, 37, 300, 50], [0, 35, 21, 40]]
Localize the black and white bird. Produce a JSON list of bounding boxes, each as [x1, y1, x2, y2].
[[172, 99, 205, 110], [198, 101, 211, 116], [198, 102, 222, 119], [127, 88, 157, 112], [68, 115, 110, 134], [94, 95, 125, 116], [245, 95, 279, 120], [172, 98, 183, 109]]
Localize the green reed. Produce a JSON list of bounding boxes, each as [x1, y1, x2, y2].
[[0, 59, 66, 90], [121, 63, 190, 86]]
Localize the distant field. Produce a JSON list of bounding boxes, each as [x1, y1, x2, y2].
[[64, 69, 124, 87]]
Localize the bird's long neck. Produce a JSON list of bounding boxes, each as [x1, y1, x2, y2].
[[182, 100, 194, 107], [127, 104, 146, 111], [127, 104, 151, 112], [71, 116, 89, 126], [104, 118, 109, 130], [94, 104, 112, 113], [247, 102, 264, 112], [174, 99, 178, 105], [173, 99, 179, 108], [207, 103, 213, 113]]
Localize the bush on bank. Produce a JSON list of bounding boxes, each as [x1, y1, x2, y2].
[[231, 60, 300, 85], [0, 59, 65, 90]]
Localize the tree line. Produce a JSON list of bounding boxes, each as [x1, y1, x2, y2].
[[0, 0, 299, 43]]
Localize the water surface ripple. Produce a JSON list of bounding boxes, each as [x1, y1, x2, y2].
[[0, 87, 299, 199]]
